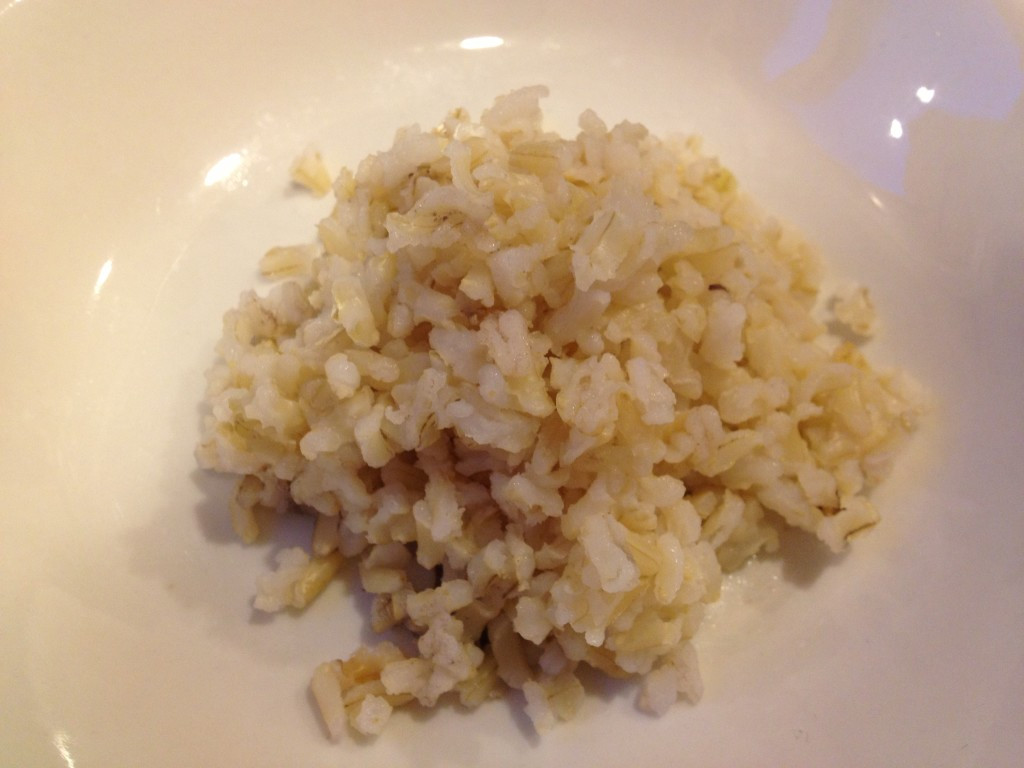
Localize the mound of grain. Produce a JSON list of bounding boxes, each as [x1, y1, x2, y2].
[[196, 86, 921, 738]]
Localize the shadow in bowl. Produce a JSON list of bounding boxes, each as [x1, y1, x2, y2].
[[770, 525, 847, 589]]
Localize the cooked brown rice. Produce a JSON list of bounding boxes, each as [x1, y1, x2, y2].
[[196, 86, 921, 738]]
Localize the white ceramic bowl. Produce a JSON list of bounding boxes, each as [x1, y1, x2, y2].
[[3, 1, 1022, 765]]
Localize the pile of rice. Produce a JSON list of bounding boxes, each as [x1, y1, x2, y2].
[[196, 86, 921, 738]]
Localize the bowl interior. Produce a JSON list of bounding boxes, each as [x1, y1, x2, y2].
[[2, 1, 1022, 766]]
